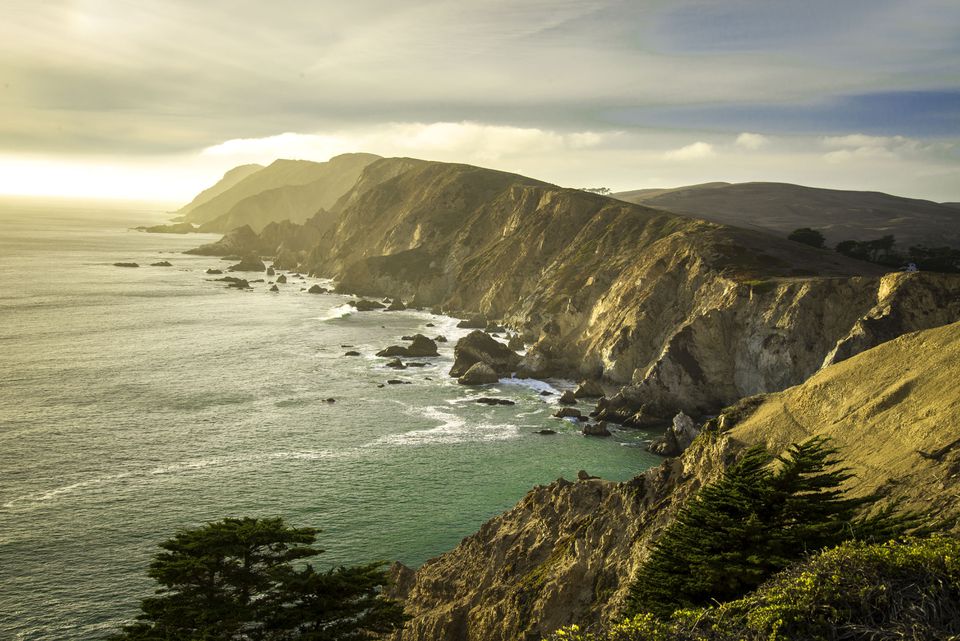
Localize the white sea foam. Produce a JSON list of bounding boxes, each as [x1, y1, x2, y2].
[[371, 405, 518, 446], [3, 450, 337, 509], [316, 303, 354, 321]]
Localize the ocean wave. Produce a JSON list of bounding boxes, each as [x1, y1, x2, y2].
[[2, 450, 336, 509], [316, 303, 354, 321], [370, 405, 519, 446]]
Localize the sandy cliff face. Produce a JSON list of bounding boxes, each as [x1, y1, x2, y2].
[[390, 321, 960, 641]]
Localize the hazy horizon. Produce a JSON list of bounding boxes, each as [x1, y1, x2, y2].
[[3, 1, 959, 202]]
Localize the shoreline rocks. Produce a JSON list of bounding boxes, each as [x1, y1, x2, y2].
[[457, 362, 499, 385], [449, 331, 521, 378]]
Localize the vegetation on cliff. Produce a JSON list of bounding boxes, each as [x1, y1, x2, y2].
[[625, 437, 916, 618], [111, 517, 405, 641], [545, 537, 960, 641]]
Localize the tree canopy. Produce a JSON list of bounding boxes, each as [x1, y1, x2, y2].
[[787, 227, 825, 248], [111, 517, 406, 641], [625, 437, 916, 619]]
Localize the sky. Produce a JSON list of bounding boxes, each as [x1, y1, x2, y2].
[[1, 0, 959, 204]]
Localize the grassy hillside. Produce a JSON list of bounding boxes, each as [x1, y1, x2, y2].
[[615, 181, 960, 248]]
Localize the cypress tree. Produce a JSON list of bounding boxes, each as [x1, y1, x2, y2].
[[625, 437, 916, 619], [111, 517, 406, 641]]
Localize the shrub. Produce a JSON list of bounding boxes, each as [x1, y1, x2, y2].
[[545, 537, 960, 641]]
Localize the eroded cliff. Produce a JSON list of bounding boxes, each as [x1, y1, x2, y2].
[[389, 321, 960, 641]]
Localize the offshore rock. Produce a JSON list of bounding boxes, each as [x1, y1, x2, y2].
[[582, 421, 611, 437], [457, 314, 488, 329], [457, 362, 499, 385], [449, 330, 521, 378], [227, 254, 266, 272], [406, 334, 440, 357], [507, 333, 525, 351], [377, 335, 439, 358], [351, 299, 386, 311]]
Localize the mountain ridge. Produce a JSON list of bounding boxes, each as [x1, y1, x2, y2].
[[614, 180, 960, 248]]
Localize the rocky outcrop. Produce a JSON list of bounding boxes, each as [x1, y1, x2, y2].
[[406, 335, 439, 357], [351, 299, 385, 311], [386, 299, 408, 311], [457, 362, 499, 385], [581, 421, 611, 437], [137, 222, 196, 234], [186, 225, 262, 256], [573, 380, 604, 398], [647, 412, 700, 456], [113, 262, 139, 267], [377, 335, 439, 358], [450, 331, 522, 378], [390, 321, 960, 641], [228, 254, 266, 272]]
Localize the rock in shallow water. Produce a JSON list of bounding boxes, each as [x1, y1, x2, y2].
[[457, 362, 499, 385], [581, 421, 611, 437], [449, 331, 521, 378], [476, 397, 516, 406]]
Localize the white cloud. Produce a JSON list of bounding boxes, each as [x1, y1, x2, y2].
[[663, 141, 715, 161], [735, 132, 769, 150], [823, 146, 897, 164], [821, 134, 910, 149], [201, 122, 613, 166]]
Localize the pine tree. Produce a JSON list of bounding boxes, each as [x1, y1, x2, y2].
[[111, 517, 406, 641], [625, 437, 917, 619]]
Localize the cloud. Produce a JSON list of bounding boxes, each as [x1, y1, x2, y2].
[[735, 132, 769, 150], [201, 122, 612, 166], [823, 146, 897, 164], [663, 141, 715, 161]]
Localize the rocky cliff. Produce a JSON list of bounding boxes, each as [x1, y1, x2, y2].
[[389, 321, 960, 641], [294, 159, 960, 420], [192, 158, 960, 420], [179, 153, 380, 231]]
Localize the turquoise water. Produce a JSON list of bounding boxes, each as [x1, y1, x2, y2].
[[0, 198, 661, 640]]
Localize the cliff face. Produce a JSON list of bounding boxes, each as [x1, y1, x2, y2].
[[294, 158, 960, 418], [181, 153, 380, 231], [390, 321, 960, 641]]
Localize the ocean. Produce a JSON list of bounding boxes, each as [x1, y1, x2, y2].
[[0, 198, 661, 640]]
